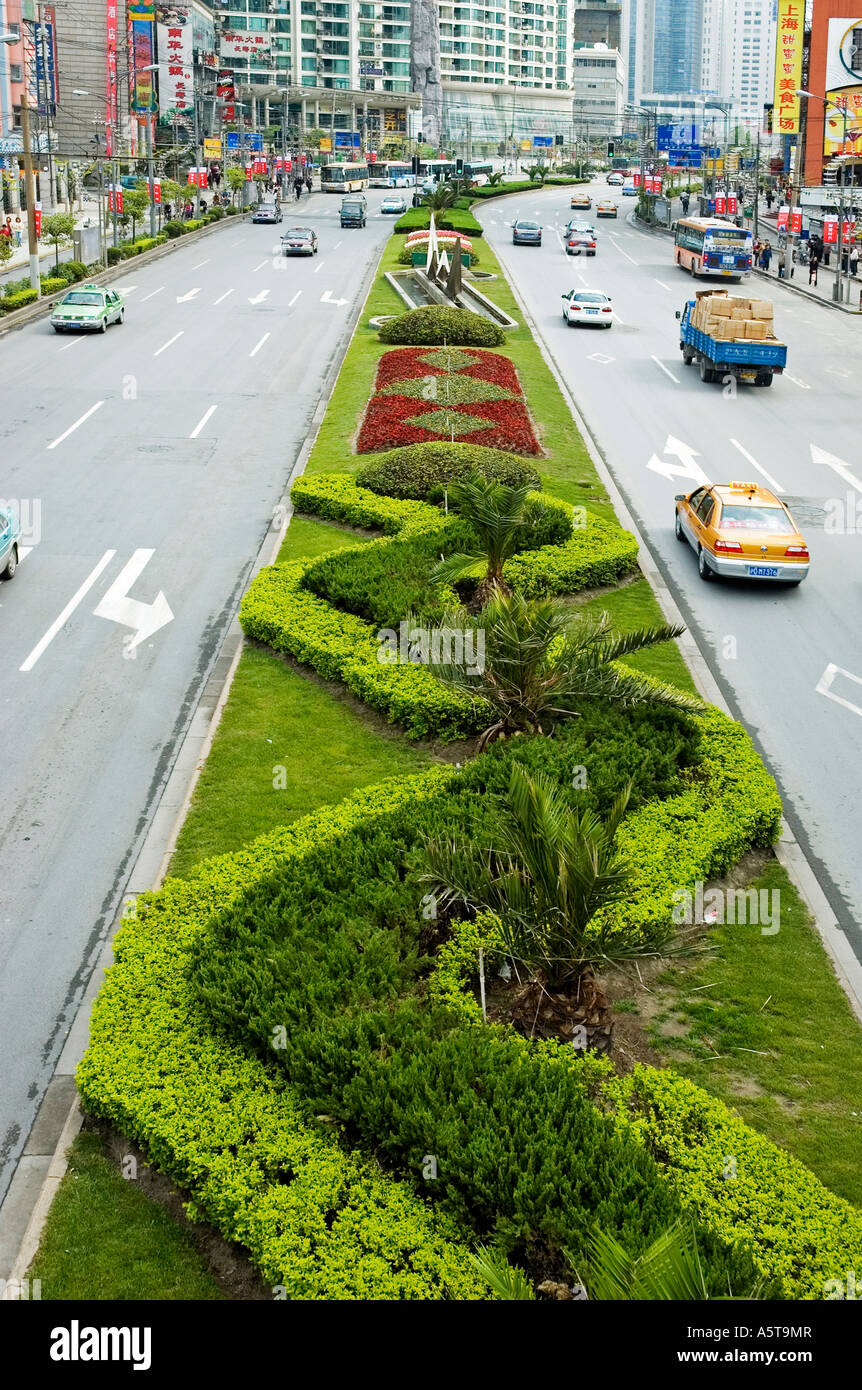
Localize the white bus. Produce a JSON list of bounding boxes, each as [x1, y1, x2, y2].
[[674, 217, 754, 280], [320, 162, 370, 193], [368, 160, 415, 188]]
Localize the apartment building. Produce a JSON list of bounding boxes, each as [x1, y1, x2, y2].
[[572, 42, 625, 137], [702, 0, 775, 132]]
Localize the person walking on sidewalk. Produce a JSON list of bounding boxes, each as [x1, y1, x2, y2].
[[777, 246, 787, 279], [851, 246, 859, 278], [808, 246, 820, 285], [760, 242, 772, 272], [680, 191, 690, 215]]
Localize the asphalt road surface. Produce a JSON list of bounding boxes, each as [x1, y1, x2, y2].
[[483, 178, 862, 961], [0, 190, 395, 1203]]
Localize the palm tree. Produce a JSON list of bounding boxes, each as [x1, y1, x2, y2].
[[419, 761, 635, 990], [423, 182, 457, 212], [431, 473, 537, 607], [425, 591, 702, 752]]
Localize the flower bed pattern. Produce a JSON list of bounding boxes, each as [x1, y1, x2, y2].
[[357, 347, 540, 456]]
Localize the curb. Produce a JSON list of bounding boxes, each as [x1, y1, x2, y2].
[[0, 221, 383, 1294], [492, 222, 862, 1029]]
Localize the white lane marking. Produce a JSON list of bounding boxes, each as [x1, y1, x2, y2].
[[249, 332, 270, 357], [141, 286, 164, 302], [191, 258, 211, 269], [230, 239, 243, 247], [20, 550, 116, 671], [654, 279, 671, 291], [176, 288, 199, 303], [252, 259, 268, 272], [612, 310, 625, 324], [213, 288, 234, 305], [112, 284, 138, 293], [784, 373, 810, 389], [313, 258, 326, 274], [190, 404, 217, 439], [729, 437, 785, 493], [610, 234, 639, 266], [153, 331, 184, 357], [333, 240, 342, 249], [56, 336, 83, 353], [811, 444, 862, 492], [824, 365, 851, 379], [651, 354, 680, 384], [17, 546, 32, 562], [288, 290, 302, 307], [93, 548, 173, 652], [248, 289, 270, 305], [320, 290, 347, 305], [47, 400, 104, 450], [816, 663, 862, 719], [587, 352, 615, 364], [577, 272, 589, 287]]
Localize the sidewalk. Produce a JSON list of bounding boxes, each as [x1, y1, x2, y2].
[[752, 217, 862, 312], [0, 199, 101, 285]]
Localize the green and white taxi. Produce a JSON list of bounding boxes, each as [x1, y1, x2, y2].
[[51, 285, 125, 334]]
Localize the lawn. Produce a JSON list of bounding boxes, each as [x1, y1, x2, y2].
[[28, 1132, 225, 1301]]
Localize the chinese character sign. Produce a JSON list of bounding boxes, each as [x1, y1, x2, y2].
[[790, 208, 802, 234], [727, 193, 738, 215], [843, 219, 856, 244], [220, 30, 272, 59], [773, 0, 803, 136], [715, 193, 726, 214], [105, 0, 118, 157], [822, 215, 838, 244], [157, 8, 193, 117], [777, 205, 789, 229]]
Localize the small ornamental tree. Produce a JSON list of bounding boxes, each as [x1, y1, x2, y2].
[[41, 212, 76, 271]]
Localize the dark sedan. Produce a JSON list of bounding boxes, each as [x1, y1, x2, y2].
[[512, 219, 542, 246], [281, 227, 319, 256]]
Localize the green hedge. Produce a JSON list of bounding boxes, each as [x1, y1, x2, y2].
[[393, 207, 484, 236], [503, 512, 639, 595], [292, 471, 440, 537], [76, 773, 486, 1300], [0, 288, 38, 312], [40, 276, 67, 296], [356, 442, 541, 501], [56, 259, 88, 283], [163, 219, 186, 239], [379, 306, 505, 347]]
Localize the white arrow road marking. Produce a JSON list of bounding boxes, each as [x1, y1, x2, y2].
[[249, 332, 270, 357], [647, 435, 710, 487], [816, 663, 862, 719], [811, 443, 862, 493], [20, 550, 116, 671], [176, 288, 200, 303], [313, 259, 327, 274], [190, 404, 217, 439], [288, 290, 302, 307], [587, 352, 615, 364], [320, 290, 348, 306], [651, 354, 680, 384], [141, 286, 164, 302], [47, 400, 104, 450], [730, 438, 785, 493], [248, 289, 270, 305], [154, 331, 183, 357], [213, 288, 234, 305], [93, 549, 173, 653]]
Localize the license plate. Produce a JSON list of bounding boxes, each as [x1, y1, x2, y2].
[[748, 565, 778, 578], [740, 372, 757, 381], [587, 309, 599, 315]]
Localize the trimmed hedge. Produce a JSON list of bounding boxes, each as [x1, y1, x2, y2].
[[356, 442, 541, 501], [379, 306, 505, 347], [0, 288, 38, 312], [503, 512, 639, 595], [291, 471, 440, 537], [76, 773, 486, 1300], [39, 276, 67, 296], [393, 207, 483, 236], [56, 259, 88, 283]]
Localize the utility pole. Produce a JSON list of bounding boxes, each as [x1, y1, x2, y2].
[[144, 115, 156, 236], [19, 92, 40, 293], [465, 116, 472, 178]]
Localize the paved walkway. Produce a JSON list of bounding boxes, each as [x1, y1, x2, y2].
[[751, 215, 862, 311]]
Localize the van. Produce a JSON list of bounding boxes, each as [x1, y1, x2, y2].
[[340, 197, 367, 227]]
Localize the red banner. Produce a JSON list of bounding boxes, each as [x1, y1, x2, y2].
[[843, 219, 856, 244], [34, 201, 42, 237], [153, 178, 161, 204], [776, 205, 789, 229], [632, 171, 641, 187], [727, 193, 738, 215], [790, 208, 802, 234], [715, 194, 726, 214], [245, 164, 253, 181], [653, 176, 662, 195], [822, 216, 838, 244]]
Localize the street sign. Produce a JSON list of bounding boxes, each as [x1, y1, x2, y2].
[[532, 135, 553, 147], [334, 131, 361, 150]]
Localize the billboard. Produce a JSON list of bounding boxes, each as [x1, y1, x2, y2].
[[220, 30, 271, 59], [334, 131, 361, 149], [31, 6, 58, 117], [157, 6, 193, 118], [105, 0, 118, 156], [130, 2, 157, 114], [774, 0, 804, 136], [824, 17, 862, 157]]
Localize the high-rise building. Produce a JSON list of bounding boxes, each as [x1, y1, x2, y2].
[[702, 0, 776, 134], [651, 0, 703, 95]]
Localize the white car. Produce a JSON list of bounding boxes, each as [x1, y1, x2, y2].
[[607, 172, 625, 186], [561, 289, 614, 327]]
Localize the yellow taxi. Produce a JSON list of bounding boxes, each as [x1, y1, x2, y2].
[[570, 191, 592, 209], [674, 482, 810, 585], [596, 198, 618, 218]]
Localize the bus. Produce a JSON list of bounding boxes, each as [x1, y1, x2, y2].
[[465, 161, 493, 185], [419, 158, 456, 184], [674, 217, 754, 280], [320, 162, 370, 193], [611, 155, 631, 172], [368, 160, 416, 188]]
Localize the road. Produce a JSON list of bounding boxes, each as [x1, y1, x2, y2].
[[482, 178, 862, 960], [0, 189, 393, 1203]]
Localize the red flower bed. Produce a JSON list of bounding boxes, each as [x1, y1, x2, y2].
[[357, 396, 540, 455], [359, 347, 539, 454], [374, 346, 521, 393]]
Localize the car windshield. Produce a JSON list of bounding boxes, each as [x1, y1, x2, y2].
[[573, 293, 607, 304], [517, 221, 539, 229], [719, 505, 795, 532], [285, 229, 310, 237], [63, 292, 102, 306]]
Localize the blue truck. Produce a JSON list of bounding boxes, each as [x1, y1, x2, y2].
[[676, 293, 787, 387]]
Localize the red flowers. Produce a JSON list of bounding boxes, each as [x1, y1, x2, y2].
[[357, 348, 540, 455]]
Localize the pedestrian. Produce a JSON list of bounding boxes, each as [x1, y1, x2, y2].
[[766, 190, 773, 211], [808, 246, 820, 285], [305, 173, 312, 195], [851, 246, 859, 277], [200, 197, 208, 213], [184, 200, 193, 220], [13, 214, 21, 246], [294, 175, 303, 200], [822, 242, 831, 267], [1, 215, 11, 241], [760, 242, 772, 272], [164, 201, 173, 221], [207, 169, 213, 189], [680, 191, 690, 215], [777, 247, 787, 279]]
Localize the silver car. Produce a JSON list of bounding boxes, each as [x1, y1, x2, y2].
[[0, 506, 21, 579], [252, 201, 282, 224]]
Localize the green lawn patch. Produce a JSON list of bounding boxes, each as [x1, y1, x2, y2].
[[28, 1131, 225, 1301]]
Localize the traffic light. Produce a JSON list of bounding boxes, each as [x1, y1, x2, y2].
[[554, 133, 563, 146], [607, 141, 615, 157], [411, 154, 421, 176], [417, 132, 423, 143], [456, 157, 464, 175]]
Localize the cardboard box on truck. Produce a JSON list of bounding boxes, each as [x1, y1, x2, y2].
[[749, 299, 773, 320]]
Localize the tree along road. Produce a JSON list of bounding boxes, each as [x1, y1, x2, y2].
[[483, 178, 862, 960], [0, 192, 393, 1205]]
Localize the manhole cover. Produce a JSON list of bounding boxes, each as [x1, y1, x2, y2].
[[137, 443, 173, 454]]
